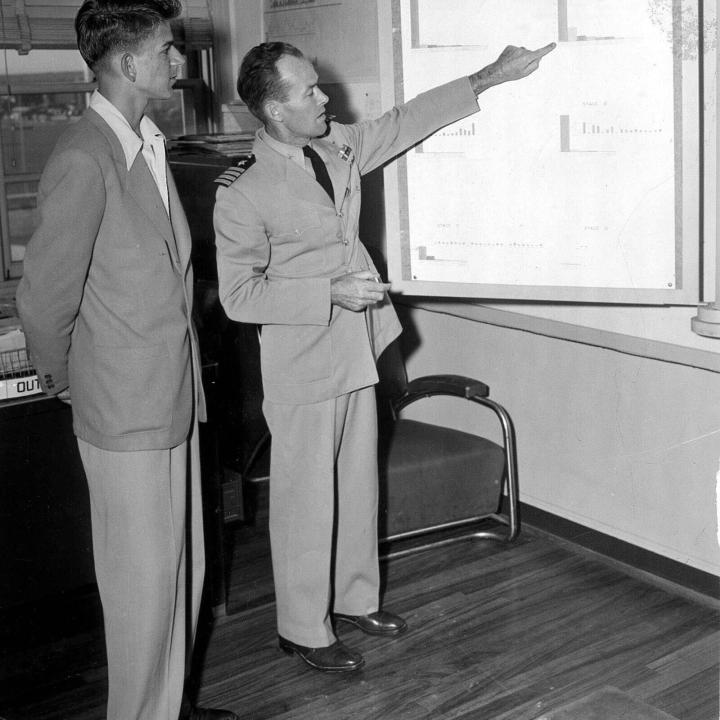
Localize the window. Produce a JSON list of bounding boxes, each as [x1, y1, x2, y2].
[[0, 0, 217, 282], [0, 49, 213, 280]]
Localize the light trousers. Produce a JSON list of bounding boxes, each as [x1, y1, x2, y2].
[[78, 425, 204, 720], [263, 385, 380, 647]]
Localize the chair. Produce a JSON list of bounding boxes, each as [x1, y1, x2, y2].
[[375, 340, 519, 559], [234, 338, 519, 560]]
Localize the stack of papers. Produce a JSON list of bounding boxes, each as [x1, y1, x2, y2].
[[169, 133, 255, 158]]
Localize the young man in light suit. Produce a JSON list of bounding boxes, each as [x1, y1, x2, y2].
[[17, 2, 237, 718], [213, 40, 554, 672]]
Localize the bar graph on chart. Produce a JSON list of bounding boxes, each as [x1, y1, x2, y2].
[[410, 0, 554, 48], [410, 0, 649, 49], [557, 0, 650, 43], [416, 121, 477, 153], [559, 114, 668, 153]]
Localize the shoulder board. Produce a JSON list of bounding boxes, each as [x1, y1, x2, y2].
[[214, 155, 256, 187]]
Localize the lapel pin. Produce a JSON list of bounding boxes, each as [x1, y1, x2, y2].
[[338, 144, 354, 163]]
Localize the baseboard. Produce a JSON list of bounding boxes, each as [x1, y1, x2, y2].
[[519, 502, 720, 601]]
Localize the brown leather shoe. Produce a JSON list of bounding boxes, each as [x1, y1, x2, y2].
[[278, 635, 365, 672], [334, 610, 408, 636]]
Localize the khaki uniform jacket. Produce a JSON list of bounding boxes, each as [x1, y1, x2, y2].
[[17, 108, 205, 451], [214, 77, 479, 405]]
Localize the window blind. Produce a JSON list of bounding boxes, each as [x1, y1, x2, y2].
[[0, 0, 213, 54]]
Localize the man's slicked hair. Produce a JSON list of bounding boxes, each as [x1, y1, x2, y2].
[[237, 42, 305, 122], [75, 0, 182, 72]]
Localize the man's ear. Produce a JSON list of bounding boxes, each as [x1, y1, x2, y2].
[[265, 100, 282, 123], [120, 52, 136, 82]]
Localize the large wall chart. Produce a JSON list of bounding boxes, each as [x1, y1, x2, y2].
[[380, 0, 701, 302]]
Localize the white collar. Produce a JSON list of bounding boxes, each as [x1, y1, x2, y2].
[[90, 90, 165, 170]]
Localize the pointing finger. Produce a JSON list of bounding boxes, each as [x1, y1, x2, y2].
[[531, 42, 556, 59]]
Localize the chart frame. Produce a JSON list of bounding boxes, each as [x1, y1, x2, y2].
[[379, 0, 702, 304]]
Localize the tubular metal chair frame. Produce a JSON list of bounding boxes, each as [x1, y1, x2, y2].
[[378, 373, 519, 560], [239, 376, 519, 560]]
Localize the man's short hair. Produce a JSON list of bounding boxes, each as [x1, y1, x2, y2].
[[75, 0, 182, 72], [237, 42, 306, 122]]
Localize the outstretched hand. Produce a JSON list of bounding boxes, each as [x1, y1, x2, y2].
[[469, 42, 556, 95]]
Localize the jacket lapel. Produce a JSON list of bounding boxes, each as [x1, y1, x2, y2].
[[127, 156, 180, 269], [85, 107, 125, 168], [85, 108, 180, 271], [167, 169, 192, 276], [315, 141, 353, 207], [287, 158, 336, 208]]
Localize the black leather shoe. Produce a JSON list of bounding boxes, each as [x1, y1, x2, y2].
[[278, 635, 365, 672], [334, 610, 408, 636]]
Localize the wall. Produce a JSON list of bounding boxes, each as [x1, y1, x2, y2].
[[394, 303, 720, 576], [210, 0, 264, 127]]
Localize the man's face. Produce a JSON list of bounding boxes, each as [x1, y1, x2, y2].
[[132, 21, 185, 101], [269, 54, 329, 145]]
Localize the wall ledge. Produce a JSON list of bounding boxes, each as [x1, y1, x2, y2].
[[398, 297, 720, 374]]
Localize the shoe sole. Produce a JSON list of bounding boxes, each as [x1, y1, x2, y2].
[[279, 642, 365, 673]]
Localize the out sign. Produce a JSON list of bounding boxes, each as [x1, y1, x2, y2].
[[6, 374, 42, 400]]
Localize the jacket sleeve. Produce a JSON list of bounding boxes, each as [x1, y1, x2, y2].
[[16, 149, 105, 394], [214, 183, 332, 326], [339, 76, 480, 176]]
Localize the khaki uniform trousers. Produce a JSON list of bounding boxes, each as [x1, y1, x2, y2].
[[77, 423, 204, 720], [263, 385, 380, 647]]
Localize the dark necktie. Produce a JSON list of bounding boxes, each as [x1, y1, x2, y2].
[[302, 145, 335, 204]]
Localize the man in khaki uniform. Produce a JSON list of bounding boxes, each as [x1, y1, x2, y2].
[[214, 40, 554, 672]]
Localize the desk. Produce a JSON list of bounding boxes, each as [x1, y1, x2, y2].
[[0, 363, 227, 615], [0, 394, 93, 610]]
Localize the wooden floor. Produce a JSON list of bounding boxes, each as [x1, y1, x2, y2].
[[2, 500, 719, 720]]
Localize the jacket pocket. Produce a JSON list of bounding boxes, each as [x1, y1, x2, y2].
[[261, 325, 331, 386], [78, 343, 173, 438], [268, 209, 327, 277]]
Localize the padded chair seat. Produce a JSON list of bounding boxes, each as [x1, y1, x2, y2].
[[378, 418, 505, 538]]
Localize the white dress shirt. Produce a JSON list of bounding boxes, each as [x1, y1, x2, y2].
[[90, 90, 169, 213]]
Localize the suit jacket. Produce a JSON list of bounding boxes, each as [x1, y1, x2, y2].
[[214, 77, 479, 405], [17, 108, 205, 451]]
